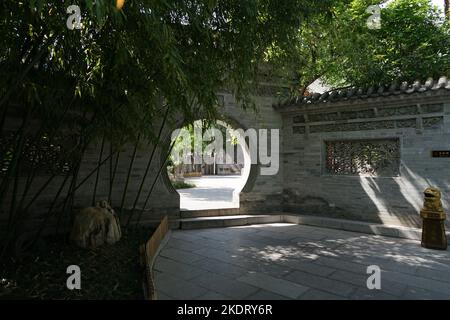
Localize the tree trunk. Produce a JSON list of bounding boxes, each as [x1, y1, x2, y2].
[[446, 0, 449, 19]]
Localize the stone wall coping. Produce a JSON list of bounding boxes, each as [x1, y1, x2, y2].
[[277, 77, 450, 114]]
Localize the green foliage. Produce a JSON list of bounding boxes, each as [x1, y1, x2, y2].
[[330, 0, 450, 86], [266, 1, 348, 94], [170, 120, 237, 166], [172, 181, 196, 189], [1, 0, 447, 124], [269, 0, 450, 93], [0, 0, 334, 144]]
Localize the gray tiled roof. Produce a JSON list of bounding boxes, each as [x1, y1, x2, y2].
[[279, 76, 450, 108]]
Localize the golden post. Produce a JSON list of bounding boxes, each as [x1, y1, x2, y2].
[[420, 187, 448, 250]]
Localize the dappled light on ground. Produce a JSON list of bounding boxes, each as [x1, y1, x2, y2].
[[154, 223, 450, 300]]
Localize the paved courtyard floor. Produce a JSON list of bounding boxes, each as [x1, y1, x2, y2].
[[179, 176, 245, 211], [154, 223, 450, 300]]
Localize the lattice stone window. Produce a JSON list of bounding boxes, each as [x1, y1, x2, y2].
[[0, 132, 75, 177], [325, 139, 400, 177]]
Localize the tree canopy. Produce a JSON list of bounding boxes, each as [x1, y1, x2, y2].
[[332, 0, 450, 87], [0, 0, 334, 143], [268, 0, 450, 93], [2, 0, 447, 125]]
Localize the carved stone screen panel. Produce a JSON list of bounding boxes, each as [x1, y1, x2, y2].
[[325, 139, 400, 177], [0, 131, 76, 177]]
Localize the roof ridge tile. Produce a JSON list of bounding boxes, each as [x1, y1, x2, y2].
[[278, 76, 449, 108]]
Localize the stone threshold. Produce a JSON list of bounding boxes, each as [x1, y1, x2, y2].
[[175, 213, 450, 242], [180, 207, 240, 219], [178, 215, 283, 230]]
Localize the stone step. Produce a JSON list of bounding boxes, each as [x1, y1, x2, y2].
[[284, 214, 450, 242], [175, 212, 450, 241], [180, 208, 240, 219], [178, 215, 283, 230]]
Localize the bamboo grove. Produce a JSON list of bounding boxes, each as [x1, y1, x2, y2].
[[0, 0, 334, 257]]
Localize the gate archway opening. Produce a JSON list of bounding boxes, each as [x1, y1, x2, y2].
[[166, 119, 251, 211]]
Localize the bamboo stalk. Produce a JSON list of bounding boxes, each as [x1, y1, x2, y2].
[[109, 104, 114, 203], [133, 138, 178, 227], [25, 124, 90, 232], [0, 104, 8, 134], [55, 141, 88, 236], [64, 152, 85, 236], [0, 171, 59, 260], [108, 148, 121, 206], [1, 88, 72, 218], [32, 171, 71, 245], [108, 140, 113, 204], [20, 173, 58, 218], [55, 170, 78, 235], [73, 149, 118, 192], [1, 96, 75, 254], [12, 94, 77, 223], [52, 103, 104, 236], [0, 107, 33, 214], [129, 105, 170, 221], [15, 123, 66, 214], [66, 104, 126, 194], [7, 159, 21, 229], [92, 135, 106, 205], [119, 134, 141, 217], [16, 166, 37, 216]]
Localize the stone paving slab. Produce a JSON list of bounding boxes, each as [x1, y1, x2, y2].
[[328, 270, 407, 297], [154, 273, 209, 299], [246, 289, 290, 300], [191, 257, 249, 279], [197, 291, 232, 300], [350, 288, 398, 300], [276, 259, 336, 277], [159, 247, 205, 264], [237, 272, 309, 299], [154, 223, 450, 300], [191, 272, 259, 299], [402, 286, 450, 300], [284, 270, 356, 298], [299, 288, 348, 300], [154, 256, 206, 281]]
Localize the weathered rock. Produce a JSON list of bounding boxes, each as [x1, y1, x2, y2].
[[70, 200, 122, 249]]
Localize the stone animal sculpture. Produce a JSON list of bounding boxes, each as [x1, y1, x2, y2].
[[70, 200, 122, 249], [422, 187, 444, 213], [420, 187, 447, 250]]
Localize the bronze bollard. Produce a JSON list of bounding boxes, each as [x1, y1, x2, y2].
[[420, 187, 447, 250]]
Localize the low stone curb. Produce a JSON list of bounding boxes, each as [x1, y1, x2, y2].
[[174, 212, 450, 242]]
